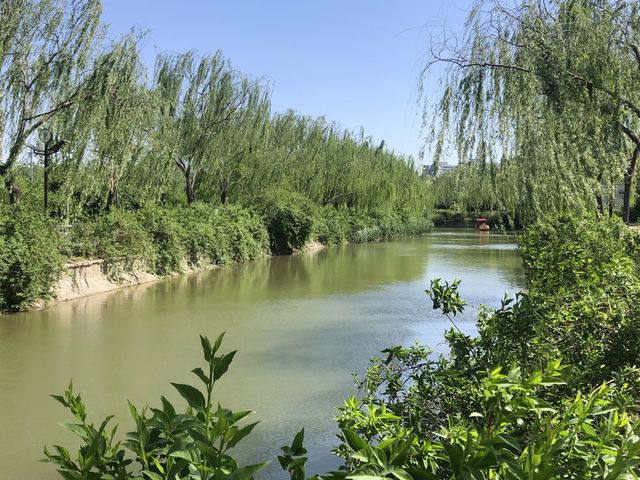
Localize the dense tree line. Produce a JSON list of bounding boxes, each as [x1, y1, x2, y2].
[[0, 0, 433, 312], [424, 0, 640, 224], [0, 0, 430, 221]]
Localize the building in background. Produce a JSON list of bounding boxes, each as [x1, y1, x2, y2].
[[422, 161, 456, 177]]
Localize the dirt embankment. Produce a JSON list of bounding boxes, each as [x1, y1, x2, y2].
[[53, 259, 161, 305], [46, 242, 327, 308]]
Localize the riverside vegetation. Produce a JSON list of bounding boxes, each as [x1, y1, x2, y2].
[[45, 215, 640, 479], [0, 1, 432, 312]]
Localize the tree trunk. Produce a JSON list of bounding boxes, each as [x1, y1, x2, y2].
[[4, 175, 20, 204], [184, 166, 196, 205], [596, 192, 604, 216], [106, 187, 118, 210], [622, 142, 640, 223], [219, 178, 228, 205]]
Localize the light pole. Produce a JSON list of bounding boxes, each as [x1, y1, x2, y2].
[[28, 128, 65, 211], [39, 128, 52, 211]]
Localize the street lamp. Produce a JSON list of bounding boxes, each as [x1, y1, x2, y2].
[[39, 128, 53, 145], [27, 127, 65, 211]]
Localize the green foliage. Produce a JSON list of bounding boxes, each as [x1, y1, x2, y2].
[[85, 209, 156, 277], [328, 362, 640, 480], [178, 204, 269, 265], [314, 206, 351, 246], [257, 190, 317, 254], [499, 215, 640, 383], [425, 1, 640, 224], [138, 205, 186, 275], [0, 205, 64, 311], [44, 333, 268, 480], [318, 215, 640, 479]]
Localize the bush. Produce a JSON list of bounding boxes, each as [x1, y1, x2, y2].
[[0, 206, 64, 311], [178, 204, 269, 266], [256, 190, 317, 254], [138, 205, 186, 275], [213, 205, 270, 262], [509, 215, 640, 382], [45, 334, 268, 480], [314, 206, 351, 245], [88, 210, 156, 277]]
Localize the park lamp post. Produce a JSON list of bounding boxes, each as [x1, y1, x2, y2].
[[28, 127, 65, 211]]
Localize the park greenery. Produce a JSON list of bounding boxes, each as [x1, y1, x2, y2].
[[425, 0, 640, 225], [45, 215, 640, 479], [0, 0, 432, 311], [3, 0, 640, 477]]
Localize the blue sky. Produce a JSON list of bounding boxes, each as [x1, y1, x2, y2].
[[102, 1, 472, 164]]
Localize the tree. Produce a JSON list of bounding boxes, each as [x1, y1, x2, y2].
[[424, 0, 640, 222], [0, 0, 103, 202], [154, 51, 258, 205]]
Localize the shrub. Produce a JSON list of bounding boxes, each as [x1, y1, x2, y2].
[[89, 209, 155, 277], [214, 205, 270, 262], [138, 205, 186, 275], [0, 206, 64, 311], [179, 204, 269, 266], [256, 190, 316, 254], [45, 334, 268, 480], [314, 206, 351, 245]]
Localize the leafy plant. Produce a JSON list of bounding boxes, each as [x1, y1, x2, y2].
[[44, 333, 268, 480], [0, 205, 64, 311]]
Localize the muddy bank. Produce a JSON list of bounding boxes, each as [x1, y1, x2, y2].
[[45, 242, 327, 309]]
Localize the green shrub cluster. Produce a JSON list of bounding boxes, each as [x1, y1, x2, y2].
[[178, 204, 270, 265], [347, 211, 433, 243], [322, 215, 640, 478], [0, 194, 431, 312], [256, 190, 317, 254], [67, 204, 271, 276], [0, 206, 64, 311]]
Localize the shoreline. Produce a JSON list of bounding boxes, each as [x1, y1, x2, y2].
[[29, 242, 329, 312]]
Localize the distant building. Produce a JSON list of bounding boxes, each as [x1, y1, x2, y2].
[[422, 162, 456, 177]]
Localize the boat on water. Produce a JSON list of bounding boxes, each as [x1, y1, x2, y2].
[[475, 218, 490, 231]]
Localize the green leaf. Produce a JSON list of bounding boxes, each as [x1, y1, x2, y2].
[[142, 471, 164, 480], [292, 428, 305, 452], [191, 367, 209, 385], [200, 335, 213, 362], [213, 332, 226, 355], [227, 422, 260, 449], [342, 429, 369, 453], [171, 383, 205, 411], [228, 462, 269, 480], [213, 351, 237, 381]]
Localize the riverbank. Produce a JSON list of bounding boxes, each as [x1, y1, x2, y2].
[[41, 240, 329, 309], [433, 209, 520, 230], [0, 201, 433, 314]]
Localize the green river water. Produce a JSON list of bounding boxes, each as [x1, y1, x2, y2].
[[0, 230, 525, 479]]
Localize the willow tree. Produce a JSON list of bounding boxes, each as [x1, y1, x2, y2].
[[424, 0, 640, 223], [154, 51, 256, 205], [0, 0, 103, 201], [87, 36, 148, 209]]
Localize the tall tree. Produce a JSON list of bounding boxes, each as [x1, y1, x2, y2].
[[154, 51, 257, 205], [424, 0, 640, 222], [0, 0, 103, 201]]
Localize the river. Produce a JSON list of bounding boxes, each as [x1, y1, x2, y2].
[[0, 229, 525, 479]]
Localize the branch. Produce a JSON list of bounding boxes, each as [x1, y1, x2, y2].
[[621, 124, 640, 145]]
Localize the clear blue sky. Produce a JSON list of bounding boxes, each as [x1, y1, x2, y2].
[[102, 1, 472, 163]]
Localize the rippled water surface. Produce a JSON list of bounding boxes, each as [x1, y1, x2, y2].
[[0, 229, 525, 478]]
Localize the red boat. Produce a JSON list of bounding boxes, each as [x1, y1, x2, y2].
[[475, 218, 490, 231]]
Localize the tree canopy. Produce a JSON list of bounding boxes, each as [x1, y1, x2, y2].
[[425, 0, 640, 223]]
